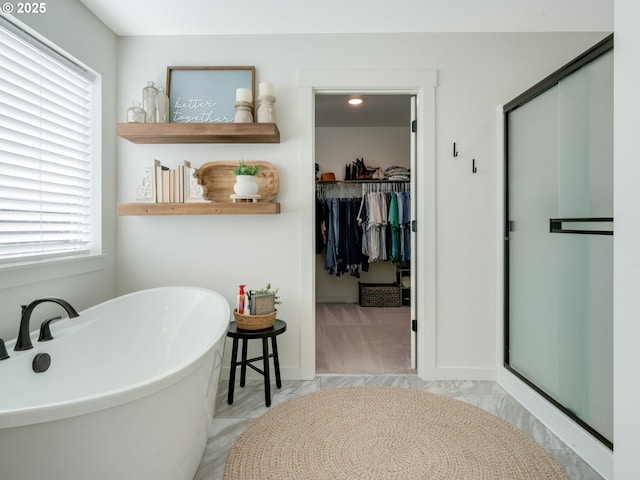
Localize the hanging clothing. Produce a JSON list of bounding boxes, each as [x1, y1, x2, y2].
[[324, 198, 340, 275], [389, 192, 400, 263], [316, 182, 410, 277], [397, 191, 411, 262], [316, 198, 326, 255], [320, 198, 364, 277], [358, 190, 411, 263]]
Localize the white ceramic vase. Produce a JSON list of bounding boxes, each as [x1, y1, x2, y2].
[[233, 175, 259, 195]]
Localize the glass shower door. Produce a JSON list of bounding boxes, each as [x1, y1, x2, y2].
[[506, 46, 613, 447]]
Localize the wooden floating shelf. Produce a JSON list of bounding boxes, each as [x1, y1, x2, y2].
[[117, 202, 281, 216], [116, 122, 280, 144]]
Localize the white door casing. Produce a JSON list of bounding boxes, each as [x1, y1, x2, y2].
[[298, 69, 437, 380], [410, 95, 418, 369]]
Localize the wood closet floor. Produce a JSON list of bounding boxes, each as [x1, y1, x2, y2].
[[315, 303, 415, 374]]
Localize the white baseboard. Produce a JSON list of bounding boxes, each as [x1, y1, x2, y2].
[[222, 366, 497, 382], [420, 367, 497, 381]]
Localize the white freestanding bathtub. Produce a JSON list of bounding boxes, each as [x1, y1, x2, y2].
[[0, 286, 230, 480]]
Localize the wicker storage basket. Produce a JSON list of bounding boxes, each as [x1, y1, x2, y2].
[[233, 309, 277, 330], [358, 283, 401, 307]]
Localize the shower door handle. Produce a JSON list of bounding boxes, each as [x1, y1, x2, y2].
[[549, 217, 613, 235]]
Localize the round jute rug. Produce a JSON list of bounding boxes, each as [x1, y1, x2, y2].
[[224, 386, 569, 480]]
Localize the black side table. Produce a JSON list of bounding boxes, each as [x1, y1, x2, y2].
[[226, 319, 287, 407]]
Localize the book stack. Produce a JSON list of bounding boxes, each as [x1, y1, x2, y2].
[[135, 160, 208, 203], [153, 159, 193, 203]]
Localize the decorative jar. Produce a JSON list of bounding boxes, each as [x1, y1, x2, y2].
[[126, 102, 146, 123], [155, 87, 169, 123], [142, 81, 158, 123]]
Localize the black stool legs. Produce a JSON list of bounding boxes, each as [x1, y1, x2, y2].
[[262, 337, 271, 406], [227, 337, 239, 405], [227, 337, 279, 407], [240, 339, 249, 387], [272, 335, 282, 389], [226, 320, 286, 408]]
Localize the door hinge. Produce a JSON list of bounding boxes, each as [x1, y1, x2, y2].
[[411, 220, 417, 232], [412, 319, 417, 332], [504, 220, 514, 241], [411, 120, 417, 133]]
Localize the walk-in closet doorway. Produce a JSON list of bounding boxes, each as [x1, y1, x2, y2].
[[314, 93, 417, 374]]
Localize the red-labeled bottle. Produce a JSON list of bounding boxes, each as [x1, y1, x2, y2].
[[237, 285, 246, 314]]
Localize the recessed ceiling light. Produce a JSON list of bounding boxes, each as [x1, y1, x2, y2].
[[348, 98, 363, 105]]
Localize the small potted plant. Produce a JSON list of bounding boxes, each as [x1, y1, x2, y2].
[[232, 160, 259, 196], [251, 283, 282, 312]]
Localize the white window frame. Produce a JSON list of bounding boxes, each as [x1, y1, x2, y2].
[[0, 14, 103, 280]]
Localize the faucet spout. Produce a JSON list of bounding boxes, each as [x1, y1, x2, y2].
[[0, 338, 8, 360], [14, 297, 79, 351]]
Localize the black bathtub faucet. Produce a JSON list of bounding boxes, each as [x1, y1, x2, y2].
[[0, 338, 8, 360], [14, 297, 79, 351]]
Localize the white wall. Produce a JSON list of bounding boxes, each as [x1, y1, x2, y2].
[[614, 0, 640, 477], [315, 126, 410, 303], [0, 0, 117, 340], [116, 32, 607, 381], [315, 126, 410, 179]]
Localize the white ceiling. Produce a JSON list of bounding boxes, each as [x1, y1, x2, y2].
[[315, 95, 411, 128], [76, 0, 612, 127], [79, 0, 613, 37]]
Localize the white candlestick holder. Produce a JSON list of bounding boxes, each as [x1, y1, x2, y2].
[[234, 101, 254, 123], [257, 95, 276, 123]]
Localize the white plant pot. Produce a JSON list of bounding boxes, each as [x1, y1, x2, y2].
[[233, 175, 259, 196]]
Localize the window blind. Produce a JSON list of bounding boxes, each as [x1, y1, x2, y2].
[[0, 18, 94, 263]]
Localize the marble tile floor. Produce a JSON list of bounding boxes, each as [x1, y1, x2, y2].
[[194, 375, 604, 480]]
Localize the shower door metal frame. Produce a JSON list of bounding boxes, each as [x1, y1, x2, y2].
[[502, 34, 614, 450]]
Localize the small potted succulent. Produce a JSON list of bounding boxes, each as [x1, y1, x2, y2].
[[232, 161, 259, 196]]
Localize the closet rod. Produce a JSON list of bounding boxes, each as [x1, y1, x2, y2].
[[315, 180, 409, 199], [316, 179, 410, 184], [316, 182, 363, 199], [361, 181, 410, 194]]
